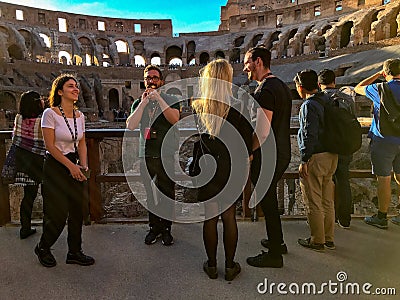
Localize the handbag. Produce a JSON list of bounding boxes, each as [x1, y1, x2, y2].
[[1, 144, 17, 184]]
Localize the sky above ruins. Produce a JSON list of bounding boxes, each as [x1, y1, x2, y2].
[[4, 0, 227, 34]]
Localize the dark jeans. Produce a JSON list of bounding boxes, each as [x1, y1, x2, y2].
[[251, 150, 290, 256], [20, 184, 39, 231], [39, 154, 84, 252], [334, 155, 353, 225], [140, 157, 175, 231], [15, 147, 44, 231]]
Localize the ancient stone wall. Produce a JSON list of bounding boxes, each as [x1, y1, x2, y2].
[[0, 0, 399, 123]]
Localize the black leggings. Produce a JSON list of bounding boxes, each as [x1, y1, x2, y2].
[[39, 154, 84, 252]]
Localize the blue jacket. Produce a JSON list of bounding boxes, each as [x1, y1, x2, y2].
[[297, 92, 327, 162]]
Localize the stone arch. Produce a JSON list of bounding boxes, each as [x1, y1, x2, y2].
[[215, 50, 225, 59], [230, 48, 240, 63], [166, 45, 182, 64], [199, 52, 210, 65], [134, 55, 146, 66], [115, 39, 129, 65], [8, 44, 24, 60], [234, 36, 245, 47], [58, 50, 72, 65], [251, 34, 263, 47], [322, 25, 332, 35], [282, 28, 298, 57], [0, 91, 17, 110], [187, 40, 196, 64], [166, 87, 182, 96], [96, 38, 112, 66], [340, 21, 353, 48], [109, 88, 119, 110], [133, 40, 144, 55], [150, 52, 161, 65], [78, 36, 94, 65], [266, 31, 281, 50]]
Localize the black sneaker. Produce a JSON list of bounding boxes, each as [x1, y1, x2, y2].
[[298, 237, 324, 252], [246, 250, 283, 268], [66, 251, 95, 266], [337, 220, 350, 229], [324, 241, 336, 250], [144, 229, 161, 245], [35, 244, 56, 268], [260, 239, 288, 254], [20, 228, 36, 239], [203, 261, 218, 279], [225, 262, 241, 281], [161, 228, 174, 246]]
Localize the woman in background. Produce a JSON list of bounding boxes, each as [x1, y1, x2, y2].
[[192, 59, 252, 281], [12, 91, 45, 239], [35, 74, 94, 268]]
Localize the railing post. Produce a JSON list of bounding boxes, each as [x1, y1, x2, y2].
[[87, 137, 104, 222], [0, 136, 11, 225]]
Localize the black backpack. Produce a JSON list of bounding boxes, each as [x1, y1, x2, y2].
[[377, 82, 400, 137], [314, 91, 362, 155]]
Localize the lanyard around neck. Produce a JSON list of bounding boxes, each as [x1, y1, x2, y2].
[[58, 105, 78, 153]]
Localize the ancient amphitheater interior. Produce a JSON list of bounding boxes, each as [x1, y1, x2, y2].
[[0, 0, 400, 128]]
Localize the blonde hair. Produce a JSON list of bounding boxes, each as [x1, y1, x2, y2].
[[192, 59, 233, 137]]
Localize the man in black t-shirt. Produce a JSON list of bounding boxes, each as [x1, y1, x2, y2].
[[127, 65, 180, 246], [243, 47, 292, 268]]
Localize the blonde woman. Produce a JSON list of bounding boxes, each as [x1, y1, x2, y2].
[[35, 74, 94, 268], [192, 59, 252, 281]]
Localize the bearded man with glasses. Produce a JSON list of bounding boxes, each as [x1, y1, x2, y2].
[[127, 65, 180, 246]]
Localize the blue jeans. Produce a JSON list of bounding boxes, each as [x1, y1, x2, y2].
[[334, 155, 353, 226]]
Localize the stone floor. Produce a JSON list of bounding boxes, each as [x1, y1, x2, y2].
[[1, 219, 399, 299]]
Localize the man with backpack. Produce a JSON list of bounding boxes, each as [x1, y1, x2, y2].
[[355, 58, 400, 228], [295, 69, 338, 251], [318, 69, 355, 229]]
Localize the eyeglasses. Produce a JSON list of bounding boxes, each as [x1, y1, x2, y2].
[[144, 76, 160, 82]]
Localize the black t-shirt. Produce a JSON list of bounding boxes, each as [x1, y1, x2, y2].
[[253, 77, 292, 161], [131, 92, 180, 157]]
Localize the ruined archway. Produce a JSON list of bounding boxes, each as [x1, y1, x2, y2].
[[199, 52, 210, 65], [230, 48, 240, 63], [133, 40, 144, 55], [215, 50, 225, 59], [8, 44, 23, 60], [166, 45, 182, 65], [0, 91, 16, 110], [251, 34, 263, 47], [340, 21, 353, 48], [234, 36, 245, 47], [150, 52, 161, 65], [115, 39, 129, 65], [134, 55, 145, 66], [78, 36, 94, 65], [187, 41, 196, 63], [166, 87, 182, 96], [266, 31, 281, 50], [109, 88, 119, 110]]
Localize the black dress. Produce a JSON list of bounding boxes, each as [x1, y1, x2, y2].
[[192, 101, 253, 202]]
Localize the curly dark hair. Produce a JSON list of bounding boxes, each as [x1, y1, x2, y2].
[[49, 74, 78, 107]]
